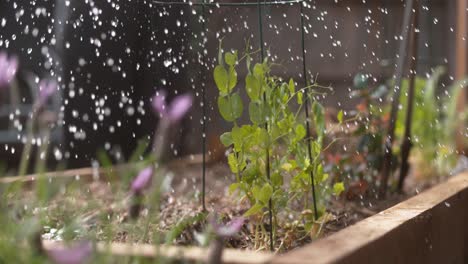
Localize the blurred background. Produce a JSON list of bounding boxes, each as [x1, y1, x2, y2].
[[0, 0, 466, 171]]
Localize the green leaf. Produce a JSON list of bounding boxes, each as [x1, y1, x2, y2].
[[227, 153, 237, 172], [217, 93, 243, 122], [315, 164, 326, 183], [243, 203, 263, 217], [288, 78, 295, 94], [220, 132, 233, 147], [337, 110, 344, 123], [245, 74, 261, 101], [165, 213, 207, 244], [312, 101, 325, 137], [230, 93, 243, 120], [333, 182, 345, 196], [257, 184, 273, 205], [295, 124, 306, 140], [253, 63, 264, 79], [228, 66, 238, 92], [214, 65, 228, 94], [249, 101, 264, 124], [218, 96, 232, 121], [297, 91, 303, 104], [128, 138, 150, 163], [225, 52, 237, 66], [228, 183, 240, 194], [228, 153, 245, 173], [281, 162, 293, 172], [231, 125, 244, 151], [271, 172, 283, 187], [312, 141, 322, 156]]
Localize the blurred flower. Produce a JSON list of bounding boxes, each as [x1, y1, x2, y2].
[[211, 217, 244, 238], [46, 241, 93, 264], [152, 90, 193, 123], [130, 166, 153, 194], [0, 52, 19, 87], [36, 79, 57, 109], [208, 216, 245, 264]]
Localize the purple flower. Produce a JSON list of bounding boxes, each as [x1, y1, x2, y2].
[[46, 241, 93, 264], [152, 90, 193, 123], [211, 217, 245, 238], [36, 79, 57, 107], [208, 217, 245, 264], [0, 52, 19, 87], [130, 166, 153, 194]]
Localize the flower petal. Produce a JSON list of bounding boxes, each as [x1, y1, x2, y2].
[[38, 79, 57, 104], [167, 93, 193, 122], [212, 217, 245, 238], [130, 166, 153, 194], [46, 241, 93, 264], [152, 90, 167, 116], [5, 55, 18, 83], [0, 52, 18, 87]]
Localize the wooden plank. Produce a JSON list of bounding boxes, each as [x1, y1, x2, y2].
[[42, 240, 273, 264], [0, 154, 208, 186], [270, 172, 468, 264]]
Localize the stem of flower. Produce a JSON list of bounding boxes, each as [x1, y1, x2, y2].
[[18, 112, 36, 176]]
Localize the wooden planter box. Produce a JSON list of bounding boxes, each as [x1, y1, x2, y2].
[[2, 167, 467, 263]]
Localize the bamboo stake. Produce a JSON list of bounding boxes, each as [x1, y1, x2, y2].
[[379, 0, 415, 197], [398, 0, 420, 192]]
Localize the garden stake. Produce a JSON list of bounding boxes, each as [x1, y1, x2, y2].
[[201, 0, 207, 212], [256, 0, 274, 252], [398, 0, 420, 192], [300, 2, 318, 220], [379, 0, 415, 197]]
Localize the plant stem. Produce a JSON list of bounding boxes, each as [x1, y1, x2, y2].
[[152, 118, 171, 163], [18, 112, 36, 176], [34, 128, 51, 174]]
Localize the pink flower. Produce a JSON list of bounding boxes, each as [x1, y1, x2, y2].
[[34, 79, 57, 110], [152, 90, 193, 123], [211, 217, 245, 238], [130, 166, 153, 194], [39, 79, 57, 102], [0, 52, 19, 88], [46, 241, 93, 264]]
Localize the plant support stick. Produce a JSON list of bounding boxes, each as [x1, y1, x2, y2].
[[300, 2, 318, 220], [379, 0, 415, 197], [256, 0, 274, 252], [398, 1, 420, 191]]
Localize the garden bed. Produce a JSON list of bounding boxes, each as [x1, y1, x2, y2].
[[2, 158, 465, 263], [273, 171, 468, 264]]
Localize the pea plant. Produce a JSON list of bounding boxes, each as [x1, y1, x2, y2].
[[213, 44, 344, 249]]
